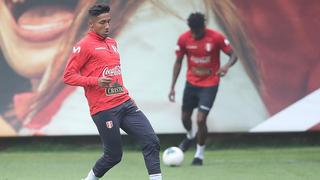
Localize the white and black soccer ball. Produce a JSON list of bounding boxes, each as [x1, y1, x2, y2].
[[162, 146, 184, 166]]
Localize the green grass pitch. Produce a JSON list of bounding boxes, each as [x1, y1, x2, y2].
[[1, 146, 320, 180]]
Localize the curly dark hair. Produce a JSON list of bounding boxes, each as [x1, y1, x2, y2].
[[187, 12, 205, 30], [89, 3, 110, 17]]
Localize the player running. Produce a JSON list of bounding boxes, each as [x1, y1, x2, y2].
[[168, 12, 237, 166]]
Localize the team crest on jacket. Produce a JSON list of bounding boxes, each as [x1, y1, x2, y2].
[[106, 121, 113, 128], [205, 43, 212, 52]]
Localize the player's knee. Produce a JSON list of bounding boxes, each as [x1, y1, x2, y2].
[[93, 152, 123, 177], [182, 116, 190, 123], [197, 111, 208, 126], [142, 134, 160, 152], [112, 154, 122, 165], [111, 153, 122, 165], [150, 134, 161, 151], [196, 117, 207, 127], [103, 152, 122, 166]]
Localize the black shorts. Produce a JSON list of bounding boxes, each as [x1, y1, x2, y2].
[[182, 82, 219, 114]]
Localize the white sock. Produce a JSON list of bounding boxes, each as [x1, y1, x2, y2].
[[186, 130, 193, 139], [194, 144, 205, 160], [84, 169, 99, 180], [149, 173, 162, 180]]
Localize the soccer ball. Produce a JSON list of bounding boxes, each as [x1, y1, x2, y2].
[[162, 146, 184, 166]]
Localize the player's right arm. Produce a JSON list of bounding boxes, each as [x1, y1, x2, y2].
[[169, 56, 183, 102], [169, 36, 186, 102], [63, 44, 99, 87]]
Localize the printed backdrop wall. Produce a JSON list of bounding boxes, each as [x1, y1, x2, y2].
[[1, 0, 319, 136]]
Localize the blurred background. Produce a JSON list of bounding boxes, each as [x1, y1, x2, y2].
[[1, 0, 320, 179], [1, 0, 319, 137]]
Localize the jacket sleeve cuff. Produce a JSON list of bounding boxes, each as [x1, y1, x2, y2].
[[88, 77, 99, 86]]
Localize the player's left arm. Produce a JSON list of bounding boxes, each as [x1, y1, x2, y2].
[[63, 44, 99, 87], [217, 38, 238, 77]]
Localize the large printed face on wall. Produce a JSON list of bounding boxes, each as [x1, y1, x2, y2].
[[0, 0, 145, 136], [0, 0, 88, 78], [215, 0, 320, 115], [237, 0, 320, 114], [0, 0, 319, 136]]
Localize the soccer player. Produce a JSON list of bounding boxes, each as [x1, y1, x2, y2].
[[168, 12, 237, 165], [63, 4, 162, 180]]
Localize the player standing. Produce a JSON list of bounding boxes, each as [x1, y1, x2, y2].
[[168, 12, 237, 165], [63, 4, 162, 180]]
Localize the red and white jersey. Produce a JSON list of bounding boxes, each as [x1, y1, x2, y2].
[[63, 31, 130, 115], [176, 29, 232, 87]]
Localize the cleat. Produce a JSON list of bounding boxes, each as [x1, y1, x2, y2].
[[191, 157, 203, 166], [178, 137, 195, 152]]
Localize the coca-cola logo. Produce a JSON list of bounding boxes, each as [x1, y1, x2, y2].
[[103, 65, 121, 77]]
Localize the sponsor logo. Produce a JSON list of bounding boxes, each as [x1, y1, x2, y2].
[[190, 56, 211, 64], [106, 121, 113, 128], [186, 45, 198, 49], [106, 86, 124, 95], [191, 67, 212, 76], [73, 46, 81, 53], [103, 66, 121, 77], [105, 80, 124, 96]]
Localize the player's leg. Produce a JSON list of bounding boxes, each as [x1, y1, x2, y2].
[[84, 106, 124, 179], [178, 110, 195, 152], [191, 111, 208, 166], [192, 85, 219, 166], [120, 100, 162, 180], [179, 82, 198, 152]]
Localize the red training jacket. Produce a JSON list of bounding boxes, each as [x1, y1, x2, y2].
[[63, 31, 130, 115]]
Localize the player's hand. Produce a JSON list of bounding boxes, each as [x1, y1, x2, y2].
[[168, 89, 176, 102], [216, 66, 229, 77], [98, 77, 112, 88]]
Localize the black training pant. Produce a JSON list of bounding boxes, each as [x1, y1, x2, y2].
[[91, 99, 161, 177]]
